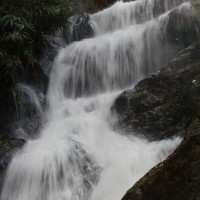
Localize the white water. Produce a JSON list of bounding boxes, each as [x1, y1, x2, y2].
[[49, 1, 192, 99], [91, 0, 188, 35], [17, 84, 44, 119], [1, 0, 194, 200]]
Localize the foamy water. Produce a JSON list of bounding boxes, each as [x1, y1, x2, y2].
[[1, 0, 194, 200]]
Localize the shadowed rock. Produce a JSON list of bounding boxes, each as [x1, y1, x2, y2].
[[121, 116, 200, 200], [65, 12, 94, 43], [0, 136, 25, 187], [113, 42, 200, 140]]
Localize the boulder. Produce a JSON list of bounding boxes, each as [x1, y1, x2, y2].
[[0, 136, 25, 186], [121, 116, 200, 200], [112, 0, 200, 140], [115, 2, 200, 198], [65, 12, 94, 43], [113, 42, 200, 140]]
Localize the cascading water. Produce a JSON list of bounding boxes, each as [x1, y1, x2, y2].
[[1, 0, 196, 200], [17, 84, 44, 119], [50, 1, 194, 98]]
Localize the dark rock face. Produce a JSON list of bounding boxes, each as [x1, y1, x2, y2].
[[113, 42, 200, 140], [0, 136, 25, 169], [166, 7, 199, 48], [112, 0, 200, 141], [16, 62, 48, 92], [39, 34, 66, 77], [0, 136, 25, 186], [65, 12, 94, 43], [121, 117, 200, 200], [0, 62, 48, 137], [0, 96, 16, 137], [115, 2, 200, 198], [73, 0, 116, 13]]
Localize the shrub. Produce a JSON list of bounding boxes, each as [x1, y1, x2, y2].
[[0, 0, 74, 99]]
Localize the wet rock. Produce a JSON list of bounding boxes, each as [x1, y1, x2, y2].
[[68, 143, 101, 200], [113, 42, 200, 140], [0, 136, 25, 169], [0, 15, 50, 138], [39, 34, 66, 77], [16, 62, 48, 93], [0, 61, 47, 138], [0, 136, 25, 186], [118, 3, 200, 198], [121, 116, 200, 200], [64, 12, 94, 43], [0, 95, 16, 137]]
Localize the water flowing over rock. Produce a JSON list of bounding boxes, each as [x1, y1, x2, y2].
[[65, 12, 95, 43], [0, 136, 25, 188], [39, 34, 66, 77], [50, 1, 198, 99], [121, 115, 200, 200], [0, 61, 48, 137], [113, 42, 200, 140], [0, 0, 199, 200]]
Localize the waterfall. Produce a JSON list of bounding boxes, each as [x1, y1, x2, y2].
[[1, 0, 196, 200], [91, 0, 188, 34], [17, 84, 44, 119]]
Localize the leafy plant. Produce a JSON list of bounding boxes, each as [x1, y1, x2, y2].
[[0, 0, 74, 102]]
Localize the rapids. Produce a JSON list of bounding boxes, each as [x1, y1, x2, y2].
[[1, 0, 195, 200]]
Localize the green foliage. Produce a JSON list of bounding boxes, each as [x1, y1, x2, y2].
[[31, 0, 73, 33], [0, 14, 35, 68], [0, 0, 74, 97]]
